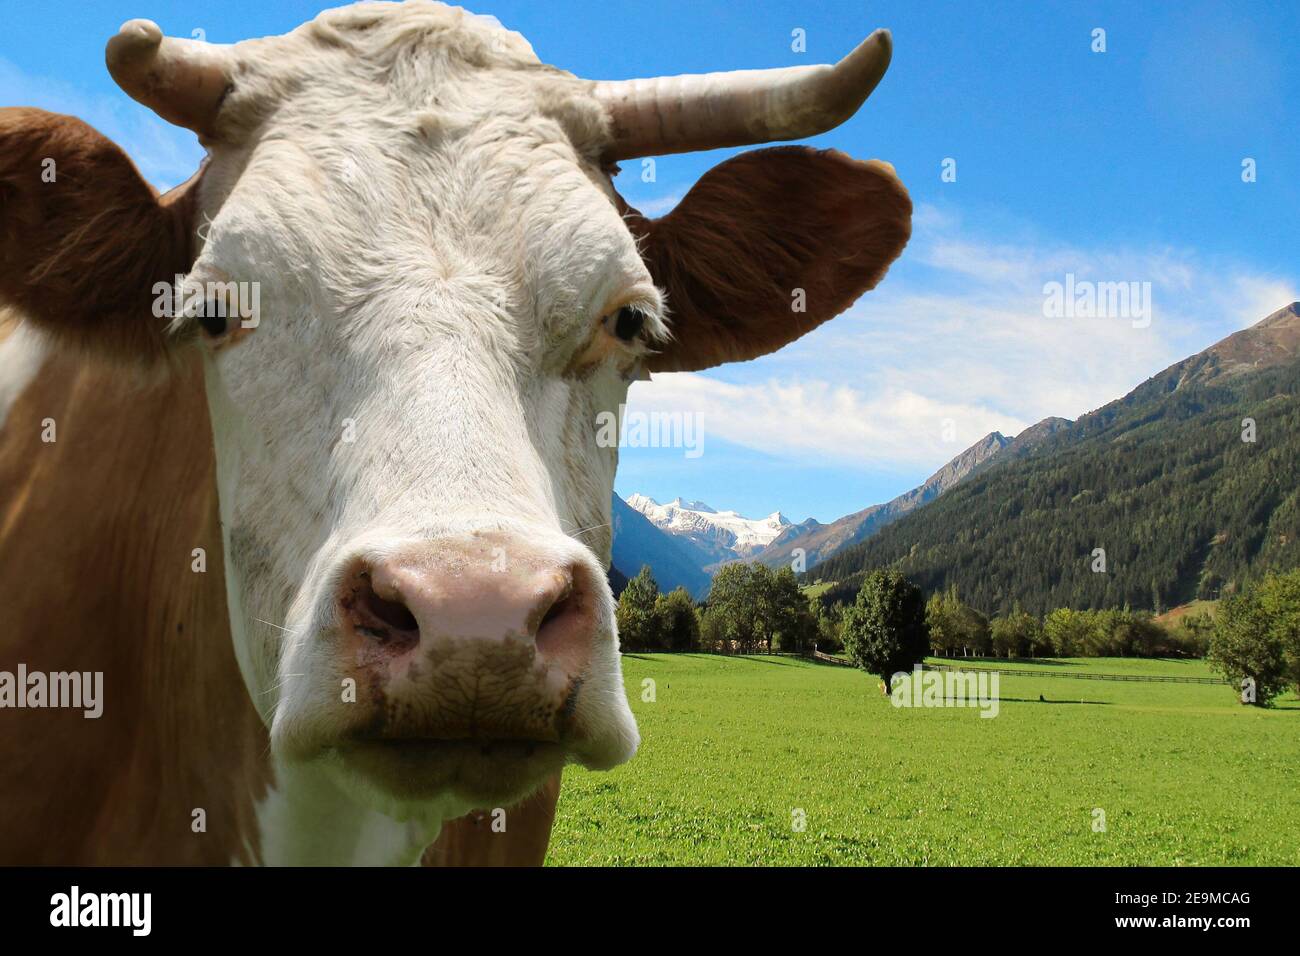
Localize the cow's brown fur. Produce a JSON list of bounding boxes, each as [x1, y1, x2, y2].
[[0, 109, 559, 865], [625, 146, 912, 373], [422, 773, 562, 866], [0, 111, 908, 866], [0, 109, 197, 363], [0, 336, 271, 864]]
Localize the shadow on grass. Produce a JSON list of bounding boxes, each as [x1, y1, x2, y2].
[[1262, 699, 1300, 711], [620, 653, 798, 667], [998, 696, 1111, 705], [725, 655, 798, 667]]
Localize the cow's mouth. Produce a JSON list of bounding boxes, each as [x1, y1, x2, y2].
[[338, 736, 567, 805]]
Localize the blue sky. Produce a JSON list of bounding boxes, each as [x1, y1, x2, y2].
[[2, 0, 1296, 521]]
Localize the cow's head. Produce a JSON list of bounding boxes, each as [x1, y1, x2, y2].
[[0, 2, 909, 821]]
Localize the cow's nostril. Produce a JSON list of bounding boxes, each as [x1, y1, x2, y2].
[[366, 591, 419, 634], [342, 571, 419, 645], [537, 589, 576, 637], [534, 572, 592, 676]]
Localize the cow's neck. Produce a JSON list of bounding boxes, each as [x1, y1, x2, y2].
[[0, 329, 271, 862]]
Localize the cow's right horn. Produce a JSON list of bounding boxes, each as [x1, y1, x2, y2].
[[106, 19, 232, 138]]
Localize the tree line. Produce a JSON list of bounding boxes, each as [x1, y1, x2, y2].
[[616, 562, 1300, 707], [617, 564, 1211, 660], [615, 562, 828, 654], [919, 585, 1212, 659]]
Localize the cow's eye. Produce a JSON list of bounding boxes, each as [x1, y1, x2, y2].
[[197, 305, 229, 338], [607, 306, 645, 343]]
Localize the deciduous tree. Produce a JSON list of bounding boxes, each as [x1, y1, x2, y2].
[[842, 570, 929, 687]]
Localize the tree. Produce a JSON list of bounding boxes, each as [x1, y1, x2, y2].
[[955, 601, 992, 656], [989, 604, 1041, 658], [926, 592, 960, 656], [747, 563, 778, 652], [927, 585, 990, 657], [654, 587, 700, 651], [1168, 611, 1214, 658], [815, 601, 845, 653], [1024, 615, 1051, 657], [1081, 608, 1119, 656], [1253, 569, 1300, 693], [769, 567, 816, 653], [1209, 569, 1300, 705], [615, 565, 661, 650], [989, 616, 1014, 657], [698, 605, 728, 653], [1044, 608, 1093, 657], [703, 562, 758, 652], [1124, 612, 1165, 657], [704, 562, 796, 653], [841, 570, 929, 687]]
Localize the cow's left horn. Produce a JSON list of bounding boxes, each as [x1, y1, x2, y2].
[[594, 29, 892, 161], [106, 19, 232, 137]]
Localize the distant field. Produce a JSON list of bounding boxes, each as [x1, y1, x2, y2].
[[799, 582, 836, 599], [1154, 599, 1220, 625], [547, 654, 1299, 865]]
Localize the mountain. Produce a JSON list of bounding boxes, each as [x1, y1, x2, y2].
[[1175, 301, 1300, 381], [754, 430, 1011, 571], [625, 494, 790, 564], [609, 494, 712, 598], [965, 416, 1070, 480], [811, 303, 1300, 616]]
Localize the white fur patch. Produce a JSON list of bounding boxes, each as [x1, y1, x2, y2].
[[0, 320, 49, 431]]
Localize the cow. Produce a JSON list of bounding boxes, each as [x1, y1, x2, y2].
[[0, 1, 910, 865]]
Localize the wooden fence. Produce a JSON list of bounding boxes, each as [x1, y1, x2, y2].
[[633, 649, 1231, 685], [811, 650, 855, 667], [917, 661, 1229, 685]]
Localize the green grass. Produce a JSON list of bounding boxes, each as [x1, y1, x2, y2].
[[799, 582, 835, 599], [547, 654, 1300, 865], [1154, 599, 1220, 625]]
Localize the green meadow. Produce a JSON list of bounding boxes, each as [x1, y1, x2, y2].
[[547, 654, 1300, 866]]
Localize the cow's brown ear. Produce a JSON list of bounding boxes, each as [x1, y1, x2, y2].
[[0, 107, 198, 362], [622, 146, 911, 373]]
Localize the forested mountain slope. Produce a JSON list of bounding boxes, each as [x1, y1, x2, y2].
[[811, 304, 1300, 616]]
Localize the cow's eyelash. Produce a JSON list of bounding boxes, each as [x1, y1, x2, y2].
[[163, 268, 256, 346], [605, 306, 645, 342], [600, 308, 655, 356], [599, 301, 668, 352], [601, 316, 657, 365]]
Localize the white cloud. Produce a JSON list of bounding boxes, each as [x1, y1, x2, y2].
[[626, 374, 1026, 472], [633, 201, 1297, 471]]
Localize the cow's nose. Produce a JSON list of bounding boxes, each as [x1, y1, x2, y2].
[[337, 536, 594, 677]]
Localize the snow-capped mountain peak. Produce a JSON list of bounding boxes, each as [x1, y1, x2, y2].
[[624, 494, 790, 561]]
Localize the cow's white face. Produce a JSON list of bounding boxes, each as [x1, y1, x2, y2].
[[3, 0, 909, 838], [187, 4, 658, 817]]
